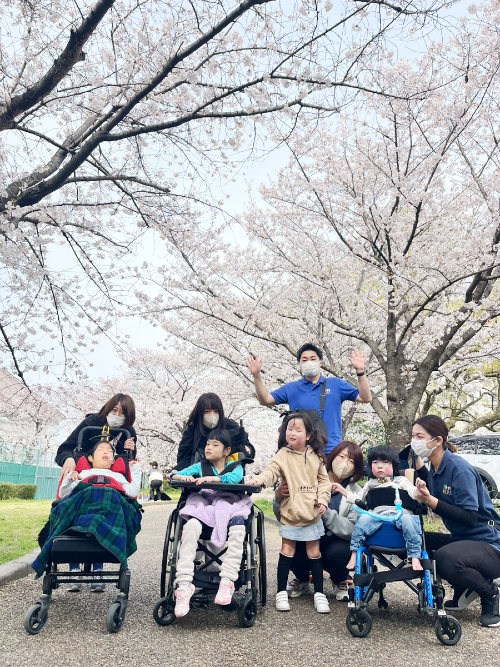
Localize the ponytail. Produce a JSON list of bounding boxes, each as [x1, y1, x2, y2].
[[445, 441, 458, 453]]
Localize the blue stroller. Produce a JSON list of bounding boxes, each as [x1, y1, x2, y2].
[[346, 485, 462, 646]]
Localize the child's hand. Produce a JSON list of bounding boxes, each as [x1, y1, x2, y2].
[[172, 475, 195, 482], [246, 479, 260, 486], [69, 472, 81, 482], [331, 483, 348, 497], [195, 476, 218, 485], [318, 503, 327, 516]]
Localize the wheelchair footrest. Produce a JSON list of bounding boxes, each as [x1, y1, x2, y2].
[[354, 566, 423, 589]]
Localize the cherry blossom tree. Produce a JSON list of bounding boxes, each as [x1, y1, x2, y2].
[[0, 0, 453, 382], [138, 2, 500, 450], [46, 346, 279, 471]]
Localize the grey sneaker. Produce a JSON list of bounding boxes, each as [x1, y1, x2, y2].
[[444, 587, 479, 611], [334, 580, 349, 602], [91, 578, 106, 593], [67, 583, 81, 592], [286, 578, 311, 598]]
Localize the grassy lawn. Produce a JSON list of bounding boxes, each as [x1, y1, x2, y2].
[[139, 486, 181, 501], [0, 499, 52, 565], [253, 499, 274, 517]]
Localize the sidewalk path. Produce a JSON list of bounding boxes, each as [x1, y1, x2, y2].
[[0, 502, 498, 667]]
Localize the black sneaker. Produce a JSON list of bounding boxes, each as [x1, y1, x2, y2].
[[444, 587, 479, 611], [480, 588, 500, 627]]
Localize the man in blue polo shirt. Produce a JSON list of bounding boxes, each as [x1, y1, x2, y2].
[[246, 343, 372, 456]]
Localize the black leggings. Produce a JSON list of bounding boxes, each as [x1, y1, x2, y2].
[[150, 479, 162, 501], [290, 535, 351, 584], [424, 532, 500, 599]]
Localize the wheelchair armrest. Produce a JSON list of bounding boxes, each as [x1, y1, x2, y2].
[[355, 499, 368, 511]]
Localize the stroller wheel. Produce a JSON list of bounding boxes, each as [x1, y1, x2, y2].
[[346, 609, 372, 638], [434, 615, 461, 646], [153, 597, 176, 626], [23, 603, 48, 635], [238, 595, 257, 628], [106, 602, 125, 633]]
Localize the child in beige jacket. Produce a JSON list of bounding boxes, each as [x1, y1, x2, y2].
[[248, 413, 331, 613]]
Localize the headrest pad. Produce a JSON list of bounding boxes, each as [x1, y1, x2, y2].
[[76, 455, 126, 475]]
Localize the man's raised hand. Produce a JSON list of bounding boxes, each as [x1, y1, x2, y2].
[[348, 350, 367, 373], [245, 355, 262, 376]]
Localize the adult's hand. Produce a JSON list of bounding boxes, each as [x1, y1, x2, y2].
[[123, 438, 135, 451], [348, 350, 367, 373], [276, 480, 289, 499], [414, 477, 432, 504], [59, 457, 76, 480], [245, 355, 263, 376]]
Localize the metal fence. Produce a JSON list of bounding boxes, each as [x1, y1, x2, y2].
[[0, 442, 59, 500]]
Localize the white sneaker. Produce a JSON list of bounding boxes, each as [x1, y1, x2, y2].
[[334, 581, 349, 602], [276, 590, 291, 611], [314, 592, 331, 613], [286, 578, 311, 598]]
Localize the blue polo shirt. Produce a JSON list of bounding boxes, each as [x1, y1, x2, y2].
[[270, 375, 359, 455], [428, 450, 500, 552]]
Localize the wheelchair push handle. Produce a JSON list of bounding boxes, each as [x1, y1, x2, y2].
[[75, 426, 133, 460]]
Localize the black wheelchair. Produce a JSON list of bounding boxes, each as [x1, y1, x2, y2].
[[153, 479, 266, 628], [23, 426, 137, 635], [346, 485, 462, 646]]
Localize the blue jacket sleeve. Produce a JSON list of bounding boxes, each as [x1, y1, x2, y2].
[[219, 464, 244, 484], [169, 462, 202, 480]]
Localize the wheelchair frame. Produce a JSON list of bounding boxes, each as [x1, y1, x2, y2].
[[346, 515, 462, 645], [23, 426, 136, 635], [153, 480, 266, 628], [23, 532, 131, 634]]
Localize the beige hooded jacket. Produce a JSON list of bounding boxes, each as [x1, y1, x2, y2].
[[252, 446, 331, 526]]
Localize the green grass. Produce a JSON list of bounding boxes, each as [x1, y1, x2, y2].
[[139, 486, 181, 501], [253, 499, 274, 517], [0, 499, 52, 565]]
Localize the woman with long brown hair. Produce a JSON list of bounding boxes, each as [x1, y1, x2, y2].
[[55, 393, 137, 480]]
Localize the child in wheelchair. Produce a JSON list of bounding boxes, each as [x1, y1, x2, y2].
[[342, 445, 423, 571], [59, 438, 142, 499], [169, 429, 250, 617]]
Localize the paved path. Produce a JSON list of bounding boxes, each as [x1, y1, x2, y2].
[[0, 503, 499, 667]]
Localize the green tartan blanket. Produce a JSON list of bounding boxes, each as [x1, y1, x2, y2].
[[32, 483, 142, 578]]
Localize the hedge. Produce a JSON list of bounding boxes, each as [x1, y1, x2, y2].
[[0, 483, 37, 500]]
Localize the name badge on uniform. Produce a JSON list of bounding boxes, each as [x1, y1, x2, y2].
[[442, 484, 452, 496]]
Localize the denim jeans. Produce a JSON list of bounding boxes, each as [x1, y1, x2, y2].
[[350, 513, 422, 558]]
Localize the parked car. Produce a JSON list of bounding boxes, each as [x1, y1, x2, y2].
[[450, 435, 500, 500]]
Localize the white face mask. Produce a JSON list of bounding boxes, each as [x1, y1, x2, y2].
[[410, 437, 438, 460], [203, 414, 219, 430], [107, 414, 125, 428], [301, 360, 321, 378]]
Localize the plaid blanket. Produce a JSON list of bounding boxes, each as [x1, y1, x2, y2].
[[32, 483, 142, 578]]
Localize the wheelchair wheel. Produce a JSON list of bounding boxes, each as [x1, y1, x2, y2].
[[346, 609, 372, 638], [160, 509, 178, 598], [434, 615, 461, 646], [153, 596, 176, 626], [238, 595, 257, 628], [256, 509, 267, 606], [23, 603, 48, 635], [105, 602, 125, 633]]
